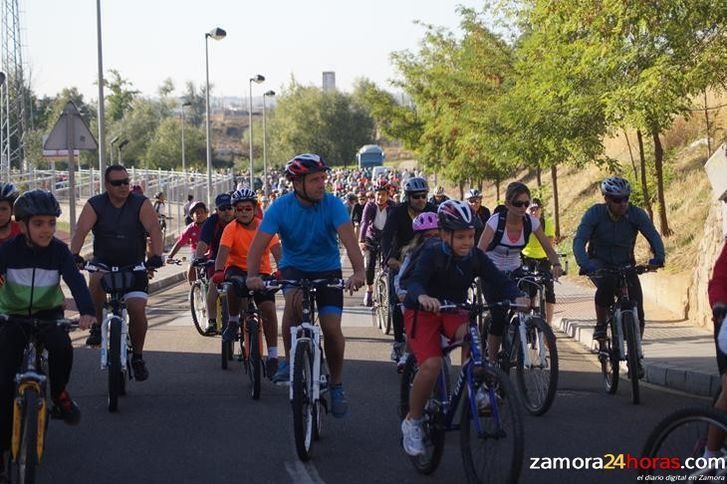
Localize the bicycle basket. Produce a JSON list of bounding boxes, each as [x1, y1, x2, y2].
[[101, 271, 135, 293]]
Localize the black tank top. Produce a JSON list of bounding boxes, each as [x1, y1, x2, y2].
[[89, 193, 147, 266]]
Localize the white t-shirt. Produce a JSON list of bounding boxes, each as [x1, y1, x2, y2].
[[484, 213, 541, 272], [373, 206, 388, 231]]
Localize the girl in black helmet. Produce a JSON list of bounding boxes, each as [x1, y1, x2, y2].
[[0, 183, 20, 246]]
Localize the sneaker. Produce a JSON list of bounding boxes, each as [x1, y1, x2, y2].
[[391, 341, 405, 362], [85, 323, 101, 346], [401, 418, 425, 456], [475, 386, 491, 416], [272, 360, 290, 385], [396, 352, 409, 374], [363, 291, 373, 307], [205, 320, 217, 335], [221, 320, 239, 342], [132, 356, 149, 381], [330, 384, 348, 418], [265, 357, 279, 380], [593, 325, 607, 341], [51, 390, 81, 425]]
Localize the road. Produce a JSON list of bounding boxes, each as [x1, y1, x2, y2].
[[36, 281, 707, 484]]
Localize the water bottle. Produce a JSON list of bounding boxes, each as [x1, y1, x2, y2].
[[718, 314, 727, 355]]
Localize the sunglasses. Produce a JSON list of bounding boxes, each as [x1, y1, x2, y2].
[[410, 194, 427, 200], [218, 205, 233, 211], [235, 206, 254, 213], [510, 200, 530, 208], [108, 178, 130, 187], [609, 196, 630, 204]]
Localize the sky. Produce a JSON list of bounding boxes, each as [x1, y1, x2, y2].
[[23, 0, 488, 102]]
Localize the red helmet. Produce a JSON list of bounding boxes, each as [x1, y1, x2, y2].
[[284, 153, 330, 181]]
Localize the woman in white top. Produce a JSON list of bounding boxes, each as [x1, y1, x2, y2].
[[476, 182, 563, 362]]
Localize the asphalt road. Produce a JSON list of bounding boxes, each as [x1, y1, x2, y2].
[[35, 281, 708, 484]]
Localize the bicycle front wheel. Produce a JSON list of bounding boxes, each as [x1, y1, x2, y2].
[[14, 387, 40, 484], [108, 318, 123, 412], [292, 340, 315, 461], [514, 317, 559, 416], [641, 406, 727, 478], [460, 364, 524, 484], [247, 319, 261, 400], [189, 281, 209, 336], [623, 311, 641, 405]]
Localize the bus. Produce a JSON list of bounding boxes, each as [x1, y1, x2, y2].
[[356, 145, 385, 169]]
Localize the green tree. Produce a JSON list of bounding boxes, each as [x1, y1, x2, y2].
[[106, 70, 139, 121], [145, 117, 206, 170]]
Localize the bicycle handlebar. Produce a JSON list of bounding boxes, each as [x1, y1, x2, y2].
[[579, 264, 656, 277], [83, 261, 147, 273], [0, 314, 78, 330], [191, 259, 215, 268], [264, 278, 346, 290], [437, 301, 530, 312]]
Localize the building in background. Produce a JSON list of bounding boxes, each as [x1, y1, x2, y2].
[[322, 71, 336, 92]]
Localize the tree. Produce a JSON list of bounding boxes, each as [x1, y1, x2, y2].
[[145, 117, 206, 170], [106, 70, 139, 121]]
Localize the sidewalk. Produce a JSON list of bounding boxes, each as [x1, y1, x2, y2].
[[555, 277, 719, 397]]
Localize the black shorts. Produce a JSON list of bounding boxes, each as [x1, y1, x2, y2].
[[93, 259, 149, 299], [224, 266, 276, 305], [715, 319, 727, 375], [280, 267, 343, 316]]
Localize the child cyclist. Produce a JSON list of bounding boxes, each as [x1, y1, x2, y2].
[[400, 200, 527, 457], [166, 200, 209, 283], [0, 190, 95, 476]]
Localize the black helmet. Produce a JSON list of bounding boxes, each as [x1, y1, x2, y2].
[[284, 153, 330, 181], [215, 193, 232, 208], [437, 200, 481, 231], [0, 183, 19, 204], [403, 177, 428, 194], [14, 189, 62, 220]]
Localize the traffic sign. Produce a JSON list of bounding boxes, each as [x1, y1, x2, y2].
[[44, 102, 98, 151]]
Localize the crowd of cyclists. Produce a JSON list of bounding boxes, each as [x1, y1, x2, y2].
[[1, 147, 727, 479]]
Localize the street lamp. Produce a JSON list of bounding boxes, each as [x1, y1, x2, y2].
[[262, 90, 275, 197], [109, 136, 120, 164], [248, 74, 265, 190], [118, 139, 129, 162], [205, 27, 226, 206], [96, 0, 107, 194], [181, 101, 191, 175], [0, 71, 7, 181]]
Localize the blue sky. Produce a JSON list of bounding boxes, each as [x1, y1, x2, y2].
[[24, 0, 487, 101]]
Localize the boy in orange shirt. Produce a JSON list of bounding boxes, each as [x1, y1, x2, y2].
[[213, 189, 282, 376]]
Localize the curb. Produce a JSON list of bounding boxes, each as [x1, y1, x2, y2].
[[557, 317, 720, 398], [149, 270, 187, 295]]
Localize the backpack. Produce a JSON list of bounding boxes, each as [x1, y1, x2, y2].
[[398, 238, 482, 292], [485, 209, 532, 252]]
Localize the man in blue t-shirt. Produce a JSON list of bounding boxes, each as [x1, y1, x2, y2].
[[247, 154, 365, 418]]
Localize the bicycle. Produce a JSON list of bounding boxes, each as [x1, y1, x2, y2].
[[399, 301, 524, 482], [372, 265, 391, 335], [640, 406, 727, 478], [188, 259, 219, 337], [263, 278, 343, 461], [84, 261, 146, 412], [1, 314, 75, 484], [586, 264, 654, 405]]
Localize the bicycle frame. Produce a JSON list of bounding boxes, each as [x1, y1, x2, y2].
[[610, 270, 643, 362], [287, 279, 326, 402]]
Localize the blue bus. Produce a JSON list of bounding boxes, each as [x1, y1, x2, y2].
[[356, 145, 385, 169]]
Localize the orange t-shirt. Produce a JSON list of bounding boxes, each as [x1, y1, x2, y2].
[[219, 219, 279, 274]]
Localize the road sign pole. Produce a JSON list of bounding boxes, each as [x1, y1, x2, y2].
[[66, 105, 77, 236]]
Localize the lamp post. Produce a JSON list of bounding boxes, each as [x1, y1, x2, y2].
[[109, 136, 120, 164], [248, 74, 265, 190], [0, 71, 7, 181], [262, 90, 275, 197], [181, 101, 191, 175], [205, 27, 226, 206], [96, 0, 106, 193], [118, 139, 129, 163]]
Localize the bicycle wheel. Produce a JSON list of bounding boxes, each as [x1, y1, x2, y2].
[[292, 339, 315, 461], [313, 355, 328, 442], [399, 354, 446, 475], [189, 281, 209, 336], [374, 273, 387, 332], [514, 317, 559, 416], [599, 323, 619, 395], [641, 406, 727, 478], [108, 317, 122, 412], [14, 387, 40, 484], [220, 297, 231, 370], [247, 319, 261, 400], [461, 364, 524, 484], [623, 311, 641, 405]]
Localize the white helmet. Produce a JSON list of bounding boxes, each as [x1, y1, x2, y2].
[[600, 177, 631, 197]]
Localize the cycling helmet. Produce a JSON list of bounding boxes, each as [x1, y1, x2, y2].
[[285, 153, 330, 181], [188, 201, 207, 214], [14, 189, 62, 220], [346, 193, 357, 202], [600, 177, 631, 197], [154, 191, 164, 200], [434, 186, 445, 196], [466, 188, 482, 200], [403, 177, 428, 194], [215, 193, 232, 208], [374, 180, 389, 192], [0, 183, 19, 204], [437, 200, 481, 231], [412, 212, 439, 232], [231, 188, 257, 204]]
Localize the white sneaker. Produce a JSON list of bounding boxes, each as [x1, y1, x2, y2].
[[397, 352, 409, 373], [401, 418, 426, 456], [391, 341, 405, 362], [476, 386, 491, 415]]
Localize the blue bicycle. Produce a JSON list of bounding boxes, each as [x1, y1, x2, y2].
[[399, 301, 525, 483]]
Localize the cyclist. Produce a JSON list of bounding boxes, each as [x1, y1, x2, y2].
[[381, 177, 437, 365], [520, 197, 557, 325], [194, 193, 235, 335], [246, 153, 365, 418], [399, 200, 526, 456], [359, 181, 394, 307], [166, 201, 209, 283], [212, 189, 282, 378], [573, 176, 665, 342], [477, 182, 563, 363], [71, 164, 164, 380], [707, 235, 727, 459], [0, 190, 96, 473], [351, 192, 366, 239], [0, 183, 21, 247], [183, 194, 194, 225], [428, 185, 449, 208], [466, 188, 491, 243]]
